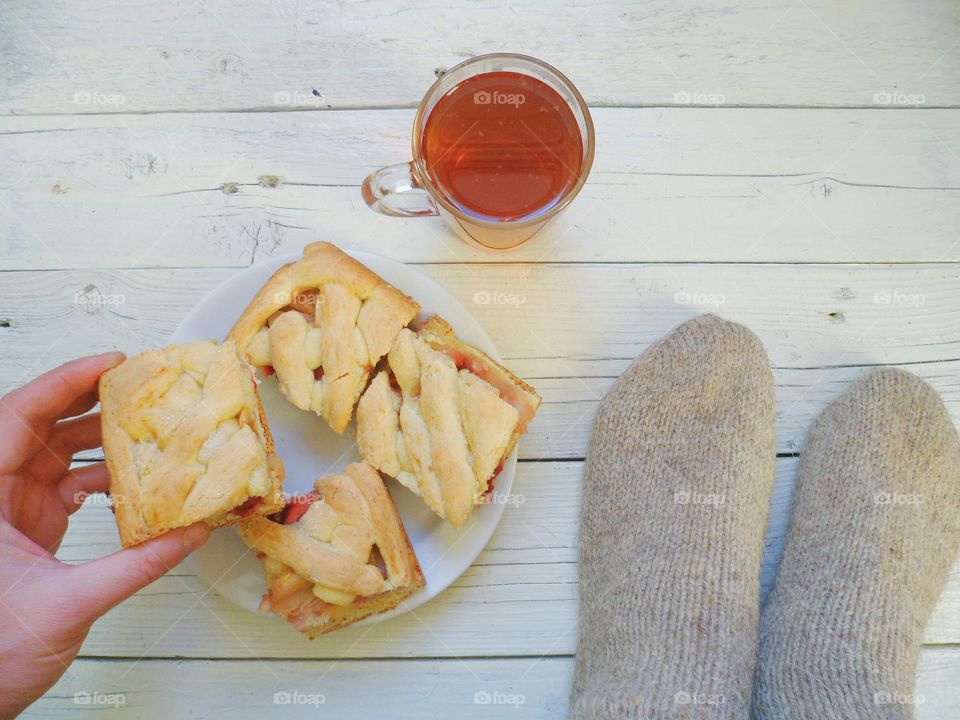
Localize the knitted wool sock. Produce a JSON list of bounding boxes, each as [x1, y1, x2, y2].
[[753, 368, 960, 719], [569, 314, 775, 719]]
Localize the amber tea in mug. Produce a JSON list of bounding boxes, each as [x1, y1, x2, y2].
[[362, 54, 594, 250], [422, 71, 584, 222]]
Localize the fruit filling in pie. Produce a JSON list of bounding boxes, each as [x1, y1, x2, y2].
[[356, 316, 540, 528], [228, 242, 419, 434], [99, 340, 285, 547], [238, 462, 425, 636]]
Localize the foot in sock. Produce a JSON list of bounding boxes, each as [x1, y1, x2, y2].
[[569, 314, 776, 719], [753, 368, 960, 719]]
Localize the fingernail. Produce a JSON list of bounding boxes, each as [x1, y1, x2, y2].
[[182, 523, 211, 551], [104, 350, 126, 362], [95, 351, 127, 369]]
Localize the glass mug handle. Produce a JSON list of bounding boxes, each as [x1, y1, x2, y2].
[[361, 162, 438, 218]]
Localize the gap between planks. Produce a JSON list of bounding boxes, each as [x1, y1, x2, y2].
[[5, 260, 960, 276], [5, 104, 960, 118]]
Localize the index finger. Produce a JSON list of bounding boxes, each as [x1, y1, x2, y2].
[[1, 352, 126, 426]]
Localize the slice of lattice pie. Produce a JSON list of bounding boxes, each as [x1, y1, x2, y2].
[[99, 340, 285, 547], [228, 242, 419, 434], [238, 462, 425, 636], [356, 316, 540, 528]]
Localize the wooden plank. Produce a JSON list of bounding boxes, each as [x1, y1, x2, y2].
[[3, 264, 959, 458], [54, 459, 960, 658], [24, 650, 960, 719], [2, 109, 959, 266], [3, 1, 958, 113]]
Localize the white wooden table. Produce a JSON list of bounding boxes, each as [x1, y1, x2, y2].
[[3, 1, 959, 717]]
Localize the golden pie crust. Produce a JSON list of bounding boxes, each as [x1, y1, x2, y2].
[[99, 340, 285, 547], [227, 242, 420, 434], [356, 316, 541, 528], [238, 462, 425, 636]]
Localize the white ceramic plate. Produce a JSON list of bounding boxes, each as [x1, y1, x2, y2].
[[170, 250, 516, 630]]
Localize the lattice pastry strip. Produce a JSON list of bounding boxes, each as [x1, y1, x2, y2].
[[100, 340, 285, 547], [228, 242, 419, 434], [238, 462, 425, 636], [357, 317, 541, 528]]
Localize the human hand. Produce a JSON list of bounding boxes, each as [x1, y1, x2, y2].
[[0, 352, 210, 719]]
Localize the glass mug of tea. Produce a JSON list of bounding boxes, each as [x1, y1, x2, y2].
[[362, 53, 595, 250]]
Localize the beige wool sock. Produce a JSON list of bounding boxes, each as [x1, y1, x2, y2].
[[753, 368, 960, 719], [569, 314, 775, 719]]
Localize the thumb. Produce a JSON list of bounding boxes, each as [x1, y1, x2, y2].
[[64, 522, 210, 624]]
